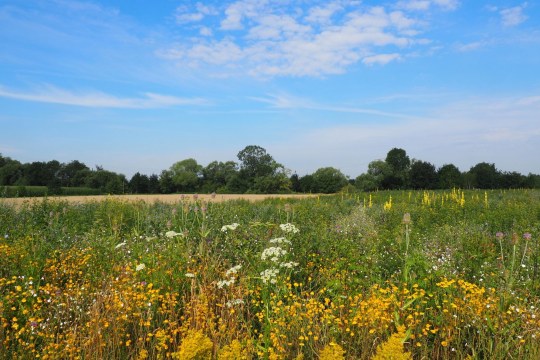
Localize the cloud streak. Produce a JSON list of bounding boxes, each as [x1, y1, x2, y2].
[[250, 93, 422, 120], [0, 85, 208, 108]]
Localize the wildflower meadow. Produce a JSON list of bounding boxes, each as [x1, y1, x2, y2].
[[1, 189, 540, 359]]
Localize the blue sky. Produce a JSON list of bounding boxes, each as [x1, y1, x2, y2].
[[1, 0, 539, 179]]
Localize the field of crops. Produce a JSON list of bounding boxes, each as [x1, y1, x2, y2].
[[1, 189, 540, 359]]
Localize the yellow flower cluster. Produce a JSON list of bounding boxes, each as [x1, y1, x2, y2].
[[372, 325, 412, 360]]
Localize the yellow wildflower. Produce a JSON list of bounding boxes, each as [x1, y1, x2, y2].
[[218, 340, 248, 360], [319, 342, 346, 360], [371, 326, 412, 360], [172, 330, 213, 360]]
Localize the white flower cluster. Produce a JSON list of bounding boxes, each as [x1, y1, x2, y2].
[[165, 230, 183, 238], [226, 298, 245, 308], [135, 263, 146, 271], [280, 261, 299, 269], [260, 268, 280, 284], [217, 278, 235, 289], [225, 264, 242, 277], [280, 223, 299, 234], [261, 247, 288, 262], [221, 223, 240, 232], [269, 237, 291, 245], [217, 264, 242, 289], [185, 273, 195, 278]]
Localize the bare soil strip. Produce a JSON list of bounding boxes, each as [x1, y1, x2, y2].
[[1, 193, 319, 207]]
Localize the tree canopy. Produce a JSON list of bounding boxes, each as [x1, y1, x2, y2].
[[0, 146, 538, 197]]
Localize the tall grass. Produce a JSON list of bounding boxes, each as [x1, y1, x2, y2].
[[1, 190, 540, 359]]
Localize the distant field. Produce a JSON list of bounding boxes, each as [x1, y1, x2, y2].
[[0, 193, 319, 207]]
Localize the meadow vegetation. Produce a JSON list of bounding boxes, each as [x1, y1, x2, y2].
[[1, 189, 540, 359]]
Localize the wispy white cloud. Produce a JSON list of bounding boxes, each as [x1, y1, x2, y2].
[[0, 85, 208, 108], [362, 53, 401, 65], [175, 2, 217, 24], [500, 4, 528, 27], [221, 0, 267, 30], [161, 1, 443, 77], [455, 41, 486, 52], [397, 0, 459, 11], [251, 93, 421, 120]]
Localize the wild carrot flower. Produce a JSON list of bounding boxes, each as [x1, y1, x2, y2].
[[260, 268, 280, 284], [165, 230, 183, 238], [226, 299, 245, 308], [135, 263, 146, 271], [261, 247, 287, 262], [269, 237, 291, 245], [280, 223, 299, 233], [221, 223, 240, 232], [225, 264, 242, 276], [217, 279, 235, 289]]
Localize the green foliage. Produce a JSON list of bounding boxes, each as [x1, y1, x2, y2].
[[311, 167, 348, 193], [1, 190, 540, 359], [437, 164, 462, 189], [168, 158, 203, 192], [409, 160, 437, 189]]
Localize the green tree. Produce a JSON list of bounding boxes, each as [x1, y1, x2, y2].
[[311, 167, 348, 193], [354, 173, 379, 192], [384, 148, 410, 189], [129, 172, 150, 194], [290, 173, 301, 192], [85, 170, 125, 194], [437, 164, 462, 189], [148, 174, 161, 194], [237, 145, 276, 179], [58, 160, 89, 187], [236, 145, 290, 193], [468, 162, 500, 189], [159, 170, 175, 193], [500, 171, 527, 189], [167, 158, 202, 192], [0, 157, 23, 185], [409, 160, 437, 189], [201, 161, 238, 193], [298, 174, 315, 193], [355, 160, 392, 191]]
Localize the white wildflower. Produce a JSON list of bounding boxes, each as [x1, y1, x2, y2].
[[279, 223, 299, 234], [226, 299, 245, 308], [280, 261, 299, 269], [225, 264, 242, 277], [115, 242, 127, 249], [165, 230, 183, 238], [135, 263, 146, 271], [269, 237, 291, 245], [185, 273, 195, 278], [260, 268, 280, 284], [217, 278, 235, 289], [221, 223, 240, 232], [261, 247, 287, 262]]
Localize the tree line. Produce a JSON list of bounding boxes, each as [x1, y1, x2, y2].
[[1, 146, 539, 196]]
